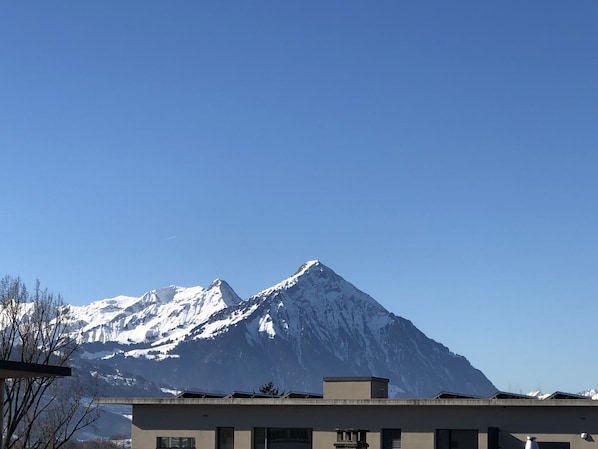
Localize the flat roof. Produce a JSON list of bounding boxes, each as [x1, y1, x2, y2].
[[0, 360, 71, 379], [95, 397, 598, 407]]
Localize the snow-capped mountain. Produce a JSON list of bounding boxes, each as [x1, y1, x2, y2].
[[72, 260, 496, 398], [581, 389, 598, 400]]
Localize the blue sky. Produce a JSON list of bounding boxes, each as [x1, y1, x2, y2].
[[1, 1, 596, 395]]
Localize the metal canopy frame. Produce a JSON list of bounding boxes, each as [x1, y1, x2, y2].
[[0, 360, 71, 379]]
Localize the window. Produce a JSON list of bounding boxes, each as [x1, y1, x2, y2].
[[436, 430, 478, 449], [487, 427, 499, 449], [254, 428, 266, 449], [219, 428, 234, 449], [382, 429, 401, 449], [157, 437, 196, 449], [253, 428, 312, 449]]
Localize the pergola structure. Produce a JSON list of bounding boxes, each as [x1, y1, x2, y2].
[[0, 360, 71, 449]]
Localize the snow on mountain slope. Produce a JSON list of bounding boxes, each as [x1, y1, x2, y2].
[[73, 260, 384, 351], [241, 260, 392, 359], [163, 260, 391, 352], [581, 389, 598, 400], [72, 280, 242, 358]]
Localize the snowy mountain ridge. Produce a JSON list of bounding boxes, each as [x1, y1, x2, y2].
[[72, 259, 386, 358], [70, 260, 497, 397], [72, 279, 242, 359]]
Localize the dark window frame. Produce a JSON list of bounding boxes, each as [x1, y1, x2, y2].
[[253, 427, 312, 449], [218, 427, 235, 449], [156, 436, 196, 449], [436, 429, 478, 449], [382, 428, 402, 449]]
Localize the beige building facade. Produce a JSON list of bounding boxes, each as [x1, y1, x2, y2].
[[98, 377, 598, 449]]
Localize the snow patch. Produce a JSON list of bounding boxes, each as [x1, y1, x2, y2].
[[258, 313, 276, 339]]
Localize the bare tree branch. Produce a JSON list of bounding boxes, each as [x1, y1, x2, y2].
[[1, 275, 99, 449]]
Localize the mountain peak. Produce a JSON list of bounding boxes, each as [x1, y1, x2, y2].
[[207, 278, 242, 307], [291, 259, 349, 286], [293, 260, 323, 276], [256, 260, 334, 296], [140, 285, 179, 305], [252, 260, 386, 315], [209, 278, 225, 289]]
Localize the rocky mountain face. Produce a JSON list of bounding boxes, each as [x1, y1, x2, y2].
[[71, 260, 496, 398]]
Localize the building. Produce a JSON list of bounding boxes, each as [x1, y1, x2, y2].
[[97, 377, 598, 449]]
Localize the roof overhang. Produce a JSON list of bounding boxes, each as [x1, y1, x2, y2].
[[0, 360, 71, 379]]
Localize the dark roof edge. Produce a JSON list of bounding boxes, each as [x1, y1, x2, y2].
[[323, 376, 389, 383], [0, 360, 71, 378], [433, 391, 482, 399]]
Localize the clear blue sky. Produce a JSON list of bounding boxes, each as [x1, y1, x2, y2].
[[1, 1, 596, 395]]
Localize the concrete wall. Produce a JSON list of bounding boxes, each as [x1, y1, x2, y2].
[[131, 403, 598, 449]]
